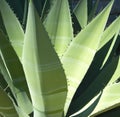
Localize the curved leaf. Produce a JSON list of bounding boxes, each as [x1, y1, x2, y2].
[[108, 57, 120, 84], [22, 1, 67, 117], [99, 16, 120, 50], [0, 0, 24, 60], [71, 92, 102, 117], [44, 0, 73, 57], [62, 1, 114, 114], [74, 0, 87, 28], [0, 87, 18, 117], [67, 56, 118, 116], [0, 30, 32, 115], [90, 83, 120, 116]]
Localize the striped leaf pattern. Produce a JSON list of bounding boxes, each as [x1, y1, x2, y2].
[[0, 0, 24, 60], [0, 87, 18, 117], [22, 1, 67, 117], [74, 0, 88, 28], [90, 82, 120, 116], [44, 0, 73, 57], [62, 1, 114, 114], [0, 30, 32, 115]]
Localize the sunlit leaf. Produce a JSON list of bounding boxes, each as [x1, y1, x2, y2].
[[74, 0, 87, 28], [62, 1, 114, 114], [0, 0, 24, 60], [44, 0, 73, 57], [22, 1, 67, 116]]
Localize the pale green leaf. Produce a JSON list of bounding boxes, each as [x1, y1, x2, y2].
[[99, 16, 120, 50], [44, 0, 73, 57], [74, 0, 87, 28], [0, 30, 32, 115], [0, 0, 24, 60], [90, 83, 120, 117], [67, 56, 118, 116], [22, 1, 67, 116], [62, 1, 114, 114], [100, 32, 119, 67]]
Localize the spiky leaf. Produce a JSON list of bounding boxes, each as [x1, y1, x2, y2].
[[74, 0, 87, 28], [44, 0, 73, 57], [62, 1, 113, 114], [22, 1, 67, 116], [0, 0, 24, 60]]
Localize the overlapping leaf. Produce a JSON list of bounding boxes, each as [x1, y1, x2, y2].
[[62, 1, 114, 114], [22, 1, 67, 117], [74, 0, 87, 28], [44, 0, 73, 57], [90, 82, 120, 116], [0, 86, 18, 117], [0, 0, 24, 60], [0, 30, 32, 115], [67, 56, 119, 116]]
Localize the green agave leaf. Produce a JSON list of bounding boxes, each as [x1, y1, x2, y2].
[[88, 0, 100, 21], [74, 0, 87, 28], [0, 71, 7, 90], [108, 57, 120, 84], [44, 0, 73, 57], [67, 56, 119, 116], [94, 107, 120, 117], [0, 13, 7, 35], [99, 16, 120, 50], [0, 57, 31, 117], [71, 38, 115, 106], [0, 0, 24, 60], [0, 54, 16, 93], [5, 0, 25, 23], [0, 30, 32, 115], [62, 0, 114, 114], [40, 0, 50, 20], [71, 92, 102, 117], [0, 86, 18, 117], [71, 33, 120, 104], [90, 83, 120, 117], [100, 32, 119, 67], [22, 1, 67, 117]]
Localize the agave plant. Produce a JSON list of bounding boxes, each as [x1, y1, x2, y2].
[[0, 0, 120, 117]]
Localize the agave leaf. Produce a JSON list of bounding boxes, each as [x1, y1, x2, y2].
[[0, 30, 32, 115], [90, 83, 120, 117], [71, 33, 120, 104], [108, 57, 120, 84], [0, 86, 18, 117], [75, 33, 120, 99], [71, 92, 102, 117], [62, 0, 114, 114], [0, 55, 14, 91], [22, 1, 67, 117], [0, 56, 32, 117], [100, 32, 119, 67], [0, 13, 7, 35], [88, 0, 100, 21], [0, 71, 7, 90], [74, 0, 87, 28], [0, 0, 24, 60], [40, 0, 50, 20], [67, 56, 119, 116], [44, 0, 73, 57], [99, 16, 120, 50], [71, 39, 114, 105], [5, 0, 24, 23]]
